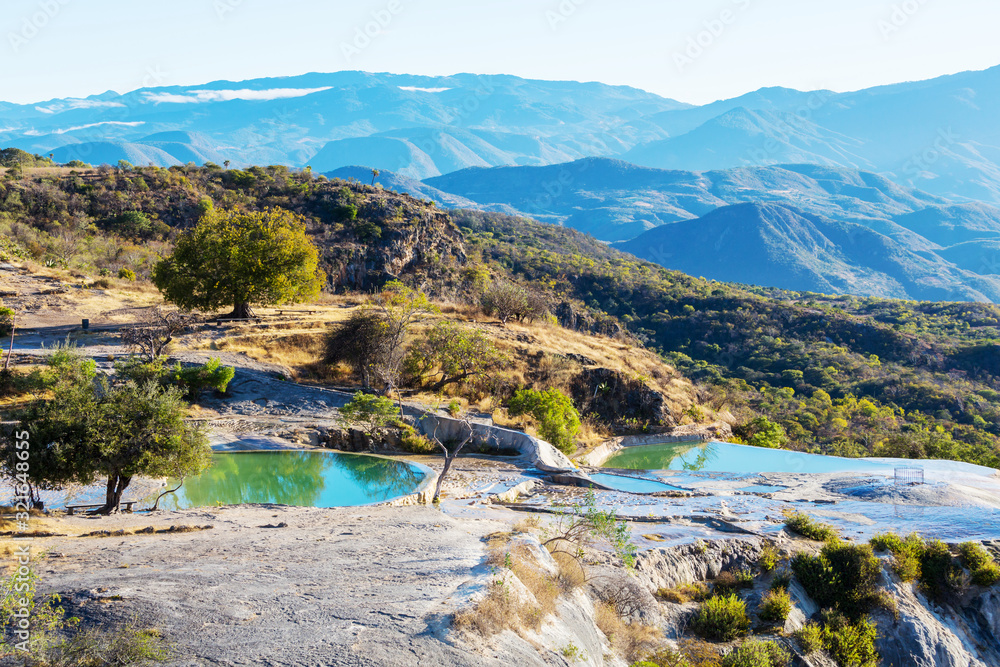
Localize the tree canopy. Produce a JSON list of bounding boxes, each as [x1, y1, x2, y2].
[[152, 208, 325, 319], [3, 351, 211, 514]]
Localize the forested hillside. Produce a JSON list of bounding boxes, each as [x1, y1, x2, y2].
[[1, 163, 998, 467]]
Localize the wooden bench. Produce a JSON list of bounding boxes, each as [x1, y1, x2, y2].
[[65, 501, 135, 515]]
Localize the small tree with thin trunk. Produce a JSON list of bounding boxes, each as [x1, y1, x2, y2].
[[152, 208, 325, 320], [119, 308, 190, 361], [423, 417, 483, 503], [339, 392, 399, 443], [405, 321, 508, 392]]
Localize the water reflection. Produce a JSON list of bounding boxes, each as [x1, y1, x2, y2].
[[154, 451, 425, 509]]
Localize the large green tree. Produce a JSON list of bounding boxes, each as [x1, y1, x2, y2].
[[3, 352, 212, 514], [152, 208, 325, 319]]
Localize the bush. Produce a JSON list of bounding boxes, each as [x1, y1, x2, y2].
[[118, 267, 137, 281], [168, 358, 235, 399], [958, 541, 992, 570], [792, 542, 883, 620], [758, 588, 792, 623], [972, 562, 1000, 587], [692, 594, 751, 641], [0, 304, 15, 337], [919, 539, 960, 600], [769, 570, 793, 591], [823, 615, 879, 667], [398, 424, 436, 454], [338, 392, 400, 436], [871, 532, 924, 582], [759, 542, 781, 572], [733, 416, 787, 449], [507, 387, 581, 454], [720, 640, 790, 667], [714, 568, 755, 595], [783, 511, 838, 542], [794, 622, 824, 654], [656, 582, 711, 604]]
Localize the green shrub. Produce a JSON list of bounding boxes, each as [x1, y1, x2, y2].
[[118, 267, 137, 281], [398, 423, 437, 454], [823, 616, 879, 667], [758, 588, 792, 623], [783, 511, 838, 542], [168, 358, 235, 399], [692, 594, 751, 641], [972, 562, 1000, 587], [720, 640, 790, 667], [733, 416, 788, 450], [0, 304, 15, 337], [339, 392, 400, 436], [792, 542, 883, 620], [919, 539, 960, 600], [769, 570, 793, 591], [759, 542, 781, 572], [447, 399, 462, 417], [507, 387, 581, 454], [794, 622, 824, 654], [958, 542, 992, 571], [871, 532, 924, 582]]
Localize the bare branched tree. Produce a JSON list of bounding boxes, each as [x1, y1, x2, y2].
[[120, 308, 190, 361], [424, 417, 485, 503]]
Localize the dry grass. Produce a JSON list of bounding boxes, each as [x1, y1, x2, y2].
[[550, 549, 587, 591], [594, 601, 664, 663], [455, 533, 562, 637], [656, 581, 712, 604]]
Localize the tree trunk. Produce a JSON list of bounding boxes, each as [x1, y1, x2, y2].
[[93, 473, 132, 515], [433, 452, 454, 503], [230, 302, 254, 319]]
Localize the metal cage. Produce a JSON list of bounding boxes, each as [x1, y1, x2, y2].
[[894, 466, 925, 486]]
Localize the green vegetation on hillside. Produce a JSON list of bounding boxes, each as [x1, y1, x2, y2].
[[1, 163, 998, 467], [456, 210, 1000, 468]]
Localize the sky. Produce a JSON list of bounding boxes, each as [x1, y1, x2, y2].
[[3, 0, 999, 105]]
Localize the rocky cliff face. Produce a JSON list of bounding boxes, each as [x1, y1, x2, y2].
[[314, 189, 468, 291]]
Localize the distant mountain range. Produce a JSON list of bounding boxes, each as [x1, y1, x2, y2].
[[6, 66, 1000, 301], [6, 66, 1000, 203], [327, 159, 1000, 302]]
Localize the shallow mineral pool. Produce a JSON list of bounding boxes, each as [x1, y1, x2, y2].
[[151, 451, 429, 510], [602, 441, 997, 477]]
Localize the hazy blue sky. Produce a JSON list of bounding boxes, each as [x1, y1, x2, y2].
[[4, 0, 999, 105]]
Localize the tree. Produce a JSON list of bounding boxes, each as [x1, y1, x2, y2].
[[480, 280, 528, 325], [370, 168, 380, 185], [507, 388, 581, 454], [325, 311, 393, 391], [120, 308, 190, 361], [152, 208, 325, 319], [423, 417, 481, 503], [735, 416, 787, 449], [3, 353, 211, 514], [405, 321, 508, 392], [367, 281, 437, 395], [339, 392, 399, 439]]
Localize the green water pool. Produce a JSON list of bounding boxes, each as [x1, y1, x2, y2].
[[603, 441, 900, 474], [151, 451, 428, 509]]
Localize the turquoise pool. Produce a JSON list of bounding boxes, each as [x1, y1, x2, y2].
[[602, 441, 970, 475], [151, 451, 429, 509]]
